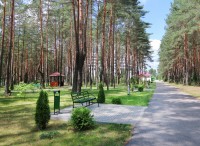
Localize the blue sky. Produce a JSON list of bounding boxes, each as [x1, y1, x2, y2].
[[139, 0, 173, 70]]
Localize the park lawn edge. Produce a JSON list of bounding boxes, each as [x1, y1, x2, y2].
[[0, 83, 156, 145]]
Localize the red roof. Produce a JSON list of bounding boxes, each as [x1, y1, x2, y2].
[[49, 72, 64, 77], [139, 72, 151, 77]]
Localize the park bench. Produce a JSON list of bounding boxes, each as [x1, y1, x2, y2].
[[71, 91, 99, 108]]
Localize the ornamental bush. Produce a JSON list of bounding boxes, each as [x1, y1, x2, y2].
[[112, 97, 122, 104], [35, 90, 50, 130], [138, 84, 144, 92], [97, 83, 105, 103], [71, 107, 95, 131], [14, 82, 35, 98]]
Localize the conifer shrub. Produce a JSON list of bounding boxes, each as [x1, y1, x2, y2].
[[112, 97, 122, 104], [138, 84, 144, 92], [71, 107, 95, 131], [97, 83, 105, 103], [35, 90, 50, 130]]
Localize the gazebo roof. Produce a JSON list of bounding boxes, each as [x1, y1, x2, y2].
[[49, 72, 64, 77]]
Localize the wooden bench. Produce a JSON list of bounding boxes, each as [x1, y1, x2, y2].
[[71, 91, 99, 108]]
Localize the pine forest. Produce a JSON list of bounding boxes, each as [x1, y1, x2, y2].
[[0, 0, 152, 94], [159, 0, 200, 85]]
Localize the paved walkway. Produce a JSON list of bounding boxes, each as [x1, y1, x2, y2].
[[126, 81, 200, 146], [51, 104, 147, 125]]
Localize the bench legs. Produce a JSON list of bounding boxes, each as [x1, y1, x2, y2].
[[72, 100, 99, 108]]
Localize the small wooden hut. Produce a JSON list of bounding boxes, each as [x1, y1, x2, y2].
[[49, 72, 64, 87]]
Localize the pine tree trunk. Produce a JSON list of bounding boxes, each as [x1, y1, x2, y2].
[[0, 0, 6, 86], [96, 1, 100, 89], [17, 30, 20, 84], [59, 19, 64, 87], [184, 33, 189, 85], [24, 48, 28, 83], [54, 20, 57, 71], [127, 31, 131, 85], [77, 0, 84, 92], [72, 0, 79, 92], [10, 6, 15, 90], [111, 15, 115, 88], [117, 33, 121, 84], [72, 0, 89, 92], [109, 4, 114, 87], [100, 0, 107, 84], [38, 0, 45, 88], [89, 0, 93, 90], [5, 0, 14, 95], [20, 27, 25, 82], [69, 21, 73, 85], [125, 35, 128, 85], [45, 0, 50, 85]]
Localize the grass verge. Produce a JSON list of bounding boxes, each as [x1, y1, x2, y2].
[[168, 83, 200, 98], [104, 82, 156, 106]]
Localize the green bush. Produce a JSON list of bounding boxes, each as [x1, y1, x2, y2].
[[35, 90, 50, 130], [120, 76, 126, 84], [112, 97, 122, 104], [14, 82, 35, 98], [40, 131, 60, 140], [71, 107, 95, 131], [97, 83, 105, 103], [138, 84, 144, 92], [134, 84, 139, 89]]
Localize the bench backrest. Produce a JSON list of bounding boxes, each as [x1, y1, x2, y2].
[[71, 91, 89, 101]]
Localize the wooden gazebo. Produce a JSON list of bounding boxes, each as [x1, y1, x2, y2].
[[49, 72, 64, 87]]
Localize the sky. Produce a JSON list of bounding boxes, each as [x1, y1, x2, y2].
[[139, 0, 173, 70]]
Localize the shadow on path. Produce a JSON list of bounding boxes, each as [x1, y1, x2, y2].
[[126, 81, 200, 146]]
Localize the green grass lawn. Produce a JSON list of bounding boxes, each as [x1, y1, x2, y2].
[[0, 82, 156, 145], [104, 83, 155, 106], [81, 82, 156, 106]]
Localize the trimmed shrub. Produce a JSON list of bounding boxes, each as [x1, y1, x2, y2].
[[35, 90, 50, 130], [138, 84, 144, 92], [112, 97, 122, 104], [97, 83, 105, 103], [71, 107, 95, 131]]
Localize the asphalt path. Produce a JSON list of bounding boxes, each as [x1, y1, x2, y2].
[[126, 81, 200, 146]]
